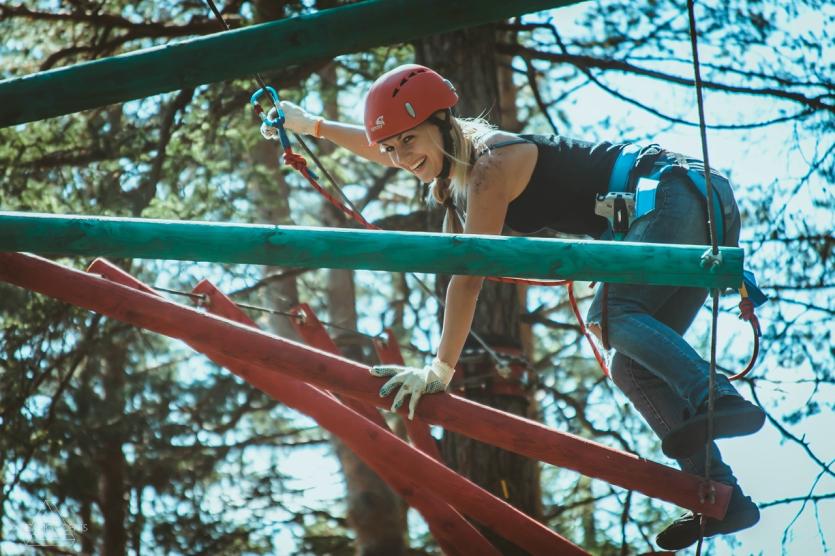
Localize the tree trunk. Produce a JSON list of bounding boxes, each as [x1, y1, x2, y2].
[[81, 499, 94, 555], [99, 345, 128, 556], [319, 61, 408, 556], [416, 25, 542, 555]]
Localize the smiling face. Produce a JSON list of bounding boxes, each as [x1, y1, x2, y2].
[[379, 119, 445, 183]]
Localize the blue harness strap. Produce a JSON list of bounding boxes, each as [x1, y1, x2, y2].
[[742, 270, 768, 307], [607, 144, 640, 194], [651, 163, 726, 246], [601, 147, 767, 364]]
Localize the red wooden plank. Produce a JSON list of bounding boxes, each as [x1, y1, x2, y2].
[[87, 260, 504, 555], [79, 257, 577, 555], [0, 252, 730, 519], [217, 296, 494, 556], [285, 305, 492, 552]]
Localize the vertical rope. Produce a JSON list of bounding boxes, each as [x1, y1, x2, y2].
[[687, 0, 719, 552], [687, 0, 720, 257]]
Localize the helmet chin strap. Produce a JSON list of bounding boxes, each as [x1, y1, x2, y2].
[[427, 110, 454, 180]]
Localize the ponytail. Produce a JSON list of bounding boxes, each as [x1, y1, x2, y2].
[[431, 178, 464, 234]]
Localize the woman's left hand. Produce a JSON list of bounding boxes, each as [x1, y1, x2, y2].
[[370, 359, 455, 420]]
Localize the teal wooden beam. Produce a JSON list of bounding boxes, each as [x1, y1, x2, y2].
[[0, 213, 743, 288], [0, 0, 585, 127]]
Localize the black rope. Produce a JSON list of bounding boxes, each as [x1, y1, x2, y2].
[[687, 0, 720, 257], [238, 300, 383, 340], [152, 285, 207, 303], [152, 283, 444, 359], [686, 1, 720, 553]]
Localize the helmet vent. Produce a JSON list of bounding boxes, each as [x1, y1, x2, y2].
[[391, 69, 427, 98]]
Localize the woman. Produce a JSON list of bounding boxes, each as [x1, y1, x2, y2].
[[263, 64, 763, 550]]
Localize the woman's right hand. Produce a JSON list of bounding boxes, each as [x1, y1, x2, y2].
[[260, 100, 323, 140]]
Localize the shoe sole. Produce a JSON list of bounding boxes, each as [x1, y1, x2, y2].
[[656, 507, 760, 550], [662, 406, 765, 459]]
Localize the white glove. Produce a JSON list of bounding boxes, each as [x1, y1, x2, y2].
[[260, 100, 323, 140], [370, 358, 455, 420]]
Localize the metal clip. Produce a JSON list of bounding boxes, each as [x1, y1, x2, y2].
[[250, 86, 291, 148], [700, 248, 723, 270], [595, 192, 636, 236]]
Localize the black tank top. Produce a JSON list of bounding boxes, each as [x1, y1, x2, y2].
[[485, 134, 627, 237]]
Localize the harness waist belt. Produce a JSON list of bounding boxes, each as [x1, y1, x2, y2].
[[607, 144, 641, 193], [607, 145, 725, 245]]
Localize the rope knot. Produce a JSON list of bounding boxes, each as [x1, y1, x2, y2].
[[283, 149, 308, 172]]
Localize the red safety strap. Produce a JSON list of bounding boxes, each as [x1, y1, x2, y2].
[[729, 297, 761, 381]]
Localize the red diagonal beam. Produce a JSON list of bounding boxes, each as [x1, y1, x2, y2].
[[88, 259, 524, 556], [286, 303, 387, 425], [290, 308, 441, 462], [200, 295, 495, 556], [285, 305, 475, 548], [0, 252, 730, 519]]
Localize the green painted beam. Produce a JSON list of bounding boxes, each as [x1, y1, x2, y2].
[[0, 213, 743, 288], [0, 0, 584, 127]]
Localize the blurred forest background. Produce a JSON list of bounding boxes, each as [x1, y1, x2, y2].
[[0, 0, 832, 554]]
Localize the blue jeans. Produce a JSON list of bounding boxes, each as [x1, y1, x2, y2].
[[587, 164, 742, 484]]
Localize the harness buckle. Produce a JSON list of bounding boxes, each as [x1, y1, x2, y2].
[[595, 192, 635, 236]]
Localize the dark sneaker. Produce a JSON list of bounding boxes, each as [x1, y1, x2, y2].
[[656, 485, 760, 550], [662, 396, 765, 459]]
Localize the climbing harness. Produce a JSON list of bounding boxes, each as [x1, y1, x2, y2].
[[594, 142, 765, 379]]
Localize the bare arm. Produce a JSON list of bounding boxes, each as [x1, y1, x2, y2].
[[436, 275, 484, 367], [368, 142, 533, 418], [269, 101, 396, 168], [435, 151, 515, 368], [318, 120, 397, 168]]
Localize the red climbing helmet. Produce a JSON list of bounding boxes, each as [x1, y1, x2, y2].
[[364, 64, 459, 145]]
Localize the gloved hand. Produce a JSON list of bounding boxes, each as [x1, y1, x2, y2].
[[370, 358, 455, 420], [260, 100, 323, 140]]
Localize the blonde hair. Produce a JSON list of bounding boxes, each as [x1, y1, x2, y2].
[[430, 114, 496, 234]]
